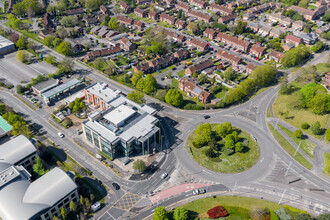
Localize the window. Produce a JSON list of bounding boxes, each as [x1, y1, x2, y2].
[[51, 208, 56, 214], [64, 198, 69, 204], [93, 133, 99, 147], [73, 197, 77, 202]]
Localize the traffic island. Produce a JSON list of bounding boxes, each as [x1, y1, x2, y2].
[[187, 122, 260, 173]]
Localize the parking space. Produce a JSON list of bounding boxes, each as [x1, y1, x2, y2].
[[0, 52, 58, 85], [113, 193, 141, 211]]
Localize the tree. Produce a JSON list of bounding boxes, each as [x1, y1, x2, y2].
[[85, 0, 104, 10], [27, 40, 36, 52], [197, 73, 208, 84], [127, 91, 144, 104], [136, 78, 145, 91], [16, 84, 24, 94], [321, 13, 330, 22], [85, 197, 91, 212], [224, 67, 234, 81], [80, 195, 84, 208], [235, 142, 244, 152], [215, 122, 232, 137], [153, 206, 168, 220], [187, 22, 198, 34], [16, 50, 30, 63], [57, 41, 72, 56], [295, 213, 312, 220], [61, 15, 78, 27], [53, 216, 60, 220], [194, 123, 212, 147], [309, 94, 330, 114], [52, 38, 63, 48], [300, 82, 317, 107], [108, 17, 119, 30], [301, 122, 309, 129], [61, 207, 67, 220], [131, 71, 144, 85], [205, 147, 216, 158], [93, 57, 105, 70], [311, 121, 322, 135], [133, 159, 146, 172], [155, 89, 168, 102], [280, 45, 311, 68], [311, 41, 326, 52], [225, 138, 235, 149], [45, 54, 57, 65], [317, 213, 330, 220], [325, 128, 330, 141], [33, 157, 45, 177], [294, 129, 303, 139], [16, 35, 28, 49], [44, 36, 55, 47], [58, 57, 74, 74], [165, 89, 183, 107], [233, 20, 247, 35]]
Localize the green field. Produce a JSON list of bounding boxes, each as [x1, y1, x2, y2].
[[324, 153, 330, 177], [268, 124, 313, 170], [315, 63, 330, 73], [187, 125, 260, 173], [277, 124, 316, 159]]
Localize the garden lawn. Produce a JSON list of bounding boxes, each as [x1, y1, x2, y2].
[[268, 124, 313, 170], [187, 125, 260, 173], [178, 196, 307, 220], [215, 90, 227, 99], [177, 69, 185, 78], [172, 78, 178, 88], [324, 153, 330, 177], [277, 124, 316, 159], [127, 13, 153, 23], [272, 90, 328, 139]]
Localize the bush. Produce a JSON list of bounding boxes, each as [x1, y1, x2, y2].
[[301, 122, 309, 129], [294, 129, 303, 139], [207, 206, 228, 219], [184, 103, 203, 110], [205, 147, 216, 158]]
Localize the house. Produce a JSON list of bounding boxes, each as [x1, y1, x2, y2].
[[148, 11, 159, 20], [38, 28, 54, 39], [216, 33, 251, 52], [292, 20, 304, 30], [177, 1, 191, 12], [185, 59, 214, 75], [295, 32, 318, 45], [204, 28, 217, 39], [269, 50, 284, 63], [133, 20, 145, 29], [164, 0, 175, 5], [282, 42, 295, 51], [216, 49, 242, 65], [120, 2, 131, 13], [187, 38, 209, 51], [65, 38, 84, 54], [134, 8, 146, 18], [248, 2, 281, 14], [247, 22, 261, 32], [250, 44, 265, 58], [258, 26, 272, 37], [134, 53, 178, 73], [269, 28, 284, 38], [288, 5, 317, 20], [187, 9, 213, 23], [246, 62, 257, 74], [285, 35, 303, 47], [85, 46, 121, 61], [243, 12, 255, 20], [97, 26, 110, 38], [322, 73, 330, 89], [100, 5, 109, 14], [208, 3, 233, 15], [173, 49, 190, 61], [86, 17, 99, 26], [154, 26, 186, 43], [175, 19, 187, 29], [316, 24, 330, 34], [228, 0, 253, 9], [105, 30, 120, 39], [179, 77, 212, 103], [117, 15, 134, 26], [188, 0, 206, 8], [43, 13, 54, 28], [218, 14, 237, 24], [91, 25, 102, 34], [268, 13, 292, 26], [137, 0, 151, 4], [120, 37, 135, 52], [160, 13, 177, 25], [316, 0, 327, 6], [65, 8, 84, 16]]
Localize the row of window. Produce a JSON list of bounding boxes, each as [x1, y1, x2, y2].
[[42, 192, 77, 220]]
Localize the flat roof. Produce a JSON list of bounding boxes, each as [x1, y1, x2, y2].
[[0, 166, 20, 189], [31, 78, 58, 93], [0, 115, 12, 136], [85, 82, 121, 103], [103, 105, 136, 127], [0, 35, 14, 48], [41, 78, 81, 99]]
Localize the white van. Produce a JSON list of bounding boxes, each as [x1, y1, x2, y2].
[[91, 202, 101, 212]]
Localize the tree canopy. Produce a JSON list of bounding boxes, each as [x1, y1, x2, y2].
[[85, 0, 104, 10], [173, 208, 189, 220], [57, 41, 72, 56], [143, 75, 157, 94], [153, 207, 168, 220], [215, 122, 232, 137], [165, 89, 183, 107], [127, 91, 144, 104], [194, 123, 212, 147], [133, 159, 146, 173], [280, 45, 311, 68]]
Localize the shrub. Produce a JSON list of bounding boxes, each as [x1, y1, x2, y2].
[[207, 206, 228, 219], [294, 129, 303, 139], [205, 148, 216, 158], [311, 121, 323, 135], [301, 122, 309, 129]]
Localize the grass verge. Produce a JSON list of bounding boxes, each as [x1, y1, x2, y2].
[[324, 153, 330, 177], [268, 123, 312, 170], [277, 124, 315, 159], [267, 108, 271, 117], [13, 94, 36, 110]]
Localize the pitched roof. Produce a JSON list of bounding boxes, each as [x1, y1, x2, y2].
[[288, 5, 316, 17], [286, 34, 303, 43], [250, 44, 265, 54], [218, 13, 237, 22], [216, 49, 242, 64], [204, 28, 216, 36], [246, 62, 257, 71], [188, 38, 208, 49], [160, 13, 177, 23], [187, 59, 213, 73], [217, 33, 250, 48], [269, 50, 284, 59], [188, 9, 212, 21], [209, 3, 233, 14]]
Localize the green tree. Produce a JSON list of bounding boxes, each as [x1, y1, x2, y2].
[[205, 147, 216, 158], [85, 197, 91, 212], [321, 13, 330, 22], [295, 213, 312, 220], [93, 57, 105, 70], [108, 17, 119, 30], [127, 91, 144, 104], [33, 157, 45, 177], [311, 41, 326, 52], [309, 94, 330, 114], [280, 45, 311, 68], [224, 66, 234, 81], [294, 129, 303, 139], [53, 216, 60, 220], [317, 213, 330, 220], [52, 38, 63, 48], [300, 82, 317, 107], [194, 123, 212, 147], [61, 15, 78, 27], [136, 78, 145, 91], [153, 206, 168, 220], [44, 36, 56, 47], [187, 22, 198, 34], [58, 57, 74, 74], [311, 121, 322, 135], [61, 207, 67, 220], [27, 40, 36, 52], [133, 159, 146, 172], [45, 54, 57, 65], [197, 73, 208, 84], [325, 128, 330, 141], [16, 84, 24, 94], [16, 50, 30, 63], [165, 89, 183, 107], [57, 41, 72, 56], [16, 35, 28, 49], [155, 89, 168, 102], [131, 71, 144, 85], [225, 138, 235, 149], [233, 20, 247, 35], [301, 122, 309, 129], [235, 142, 244, 152], [215, 122, 232, 137]]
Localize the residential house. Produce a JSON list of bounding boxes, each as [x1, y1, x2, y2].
[[185, 59, 214, 75], [154, 26, 186, 43], [134, 8, 146, 18], [258, 26, 272, 36], [288, 5, 317, 20], [269, 13, 292, 26], [248, 2, 281, 14], [269, 50, 284, 63], [218, 14, 237, 24], [187, 38, 209, 51], [243, 12, 255, 20], [228, 0, 253, 9], [216, 33, 251, 52], [316, 0, 327, 7], [160, 13, 177, 25], [204, 28, 217, 39], [86, 17, 98, 26], [177, 1, 191, 12], [148, 11, 159, 20], [295, 32, 318, 45], [246, 62, 257, 74], [134, 53, 177, 73], [188, 0, 206, 8], [179, 77, 212, 103], [292, 20, 304, 30], [282, 42, 295, 51], [316, 24, 330, 34], [247, 22, 261, 32], [187, 9, 213, 23], [322, 73, 330, 89], [173, 49, 190, 61], [120, 2, 131, 13], [285, 35, 303, 47], [97, 26, 110, 38], [216, 49, 242, 65], [133, 20, 145, 29], [269, 28, 284, 38], [65, 8, 84, 16], [105, 30, 120, 39], [175, 19, 187, 29], [208, 3, 233, 15], [120, 37, 135, 52], [250, 44, 265, 58], [38, 28, 54, 39], [117, 15, 134, 26], [100, 5, 109, 14], [164, 0, 175, 5], [91, 25, 102, 35], [85, 46, 121, 61], [65, 38, 84, 54]]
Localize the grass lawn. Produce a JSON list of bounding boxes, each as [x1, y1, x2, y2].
[[172, 78, 178, 88], [268, 124, 313, 170], [177, 69, 185, 78], [187, 125, 260, 173], [183, 30, 194, 36], [267, 108, 271, 117], [215, 89, 227, 99], [315, 63, 330, 73], [201, 36, 211, 42], [152, 65, 175, 76], [157, 21, 174, 28], [272, 91, 328, 139], [127, 13, 153, 23], [307, 5, 318, 9], [4, 22, 44, 44], [178, 196, 308, 220], [324, 153, 330, 177], [277, 124, 316, 159]]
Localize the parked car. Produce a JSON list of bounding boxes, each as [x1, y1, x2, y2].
[[112, 182, 120, 190], [161, 173, 168, 179], [58, 132, 64, 138], [91, 202, 101, 212], [204, 115, 210, 119]]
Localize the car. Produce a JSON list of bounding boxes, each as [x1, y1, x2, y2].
[[91, 202, 101, 212], [58, 132, 64, 138], [112, 182, 120, 190], [203, 115, 210, 119], [172, 67, 176, 70], [161, 173, 168, 179]]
